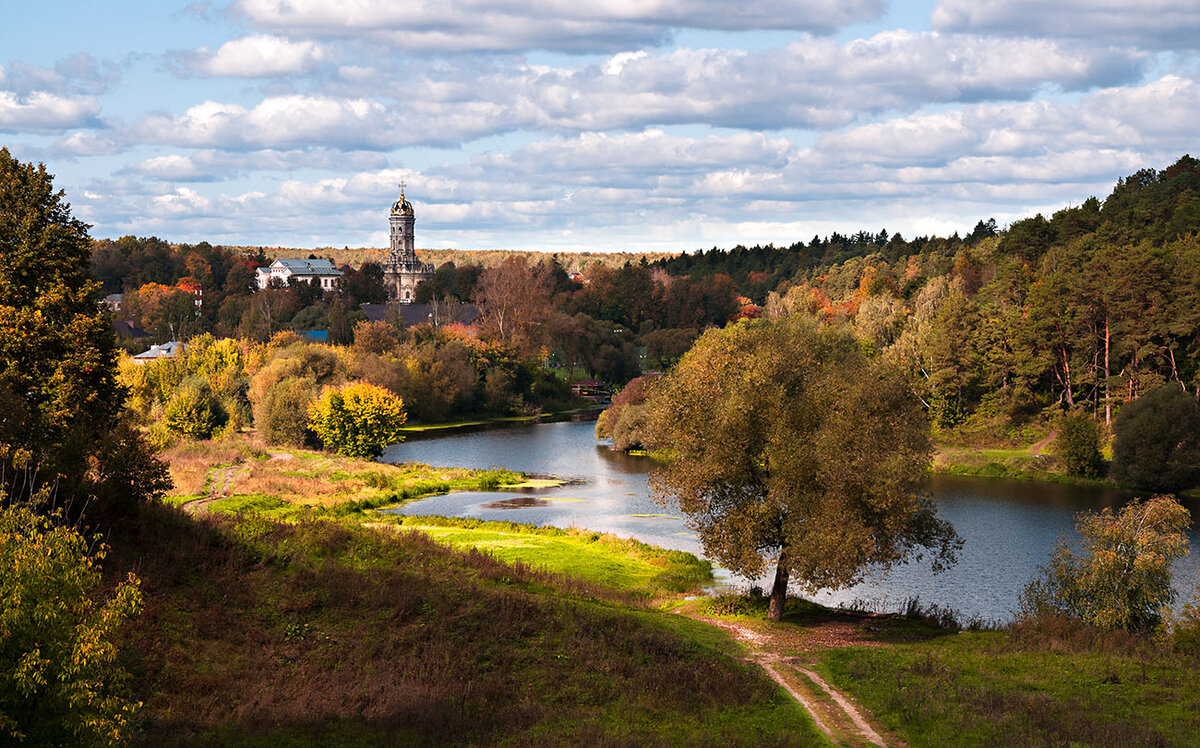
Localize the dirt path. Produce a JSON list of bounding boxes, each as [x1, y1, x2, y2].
[[680, 612, 900, 747], [1030, 430, 1057, 455], [180, 463, 248, 515]]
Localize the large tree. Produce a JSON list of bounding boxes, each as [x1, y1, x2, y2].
[[0, 148, 122, 487], [645, 316, 960, 620]]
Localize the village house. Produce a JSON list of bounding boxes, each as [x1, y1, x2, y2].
[[255, 258, 343, 291]]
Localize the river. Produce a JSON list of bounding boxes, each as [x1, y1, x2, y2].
[[380, 420, 1200, 622]]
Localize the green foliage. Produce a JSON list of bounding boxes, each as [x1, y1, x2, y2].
[[161, 379, 224, 440], [0, 502, 142, 746], [254, 376, 318, 448], [1019, 495, 1190, 634], [645, 315, 959, 619], [1111, 384, 1200, 492], [1054, 410, 1105, 478], [308, 381, 407, 458], [0, 148, 122, 483]]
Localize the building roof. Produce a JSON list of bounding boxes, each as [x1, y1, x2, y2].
[[112, 319, 151, 339], [271, 258, 342, 276], [361, 303, 481, 327], [132, 340, 184, 360]]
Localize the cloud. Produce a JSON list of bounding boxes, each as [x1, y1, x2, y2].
[[0, 91, 100, 133], [933, 0, 1200, 50], [175, 34, 327, 78], [233, 0, 886, 53], [129, 32, 1144, 151]]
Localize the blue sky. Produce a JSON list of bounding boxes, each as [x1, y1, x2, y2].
[[3, 0, 1199, 252]]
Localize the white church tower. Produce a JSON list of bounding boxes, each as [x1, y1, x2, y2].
[[382, 184, 434, 303]]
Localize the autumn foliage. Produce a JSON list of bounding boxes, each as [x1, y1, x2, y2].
[[307, 381, 407, 458]]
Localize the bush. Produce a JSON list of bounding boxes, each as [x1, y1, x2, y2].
[[1111, 384, 1200, 492], [596, 373, 660, 451], [1018, 495, 1190, 635], [0, 502, 142, 746], [1055, 410, 1104, 478], [308, 381, 407, 458], [161, 380, 224, 440], [253, 376, 317, 448]]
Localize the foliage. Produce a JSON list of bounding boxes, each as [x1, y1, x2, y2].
[[595, 373, 660, 451], [1111, 384, 1200, 492], [0, 148, 122, 486], [1018, 495, 1190, 634], [1054, 410, 1105, 478], [644, 315, 959, 619], [307, 381, 407, 458], [253, 376, 318, 448], [0, 502, 142, 746], [161, 380, 224, 440]]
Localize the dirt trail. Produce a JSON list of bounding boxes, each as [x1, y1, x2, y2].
[[681, 612, 899, 748], [180, 463, 248, 515], [1030, 430, 1057, 455]]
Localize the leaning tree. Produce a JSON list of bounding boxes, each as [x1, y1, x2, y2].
[[645, 315, 960, 620]]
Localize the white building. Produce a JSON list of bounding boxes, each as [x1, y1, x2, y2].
[[256, 258, 343, 291]]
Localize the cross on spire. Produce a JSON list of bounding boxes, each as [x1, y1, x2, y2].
[[398, 181, 406, 197]]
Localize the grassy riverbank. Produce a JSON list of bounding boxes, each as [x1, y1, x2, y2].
[[108, 503, 824, 746]]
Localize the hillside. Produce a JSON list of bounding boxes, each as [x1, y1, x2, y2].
[[108, 502, 822, 746]]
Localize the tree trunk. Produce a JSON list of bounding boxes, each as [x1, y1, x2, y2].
[[1104, 316, 1111, 427], [768, 550, 789, 622]]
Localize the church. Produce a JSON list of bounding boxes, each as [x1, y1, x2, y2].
[[382, 185, 435, 303]]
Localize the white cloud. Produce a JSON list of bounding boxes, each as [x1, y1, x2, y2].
[[179, 34, 327, 78], [933, 0, 1200, 49], [233, 0, 886, 53], [0, 91, 100, 133]]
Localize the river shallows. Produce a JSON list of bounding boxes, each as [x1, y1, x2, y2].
[[381, 420, 1200, 621]]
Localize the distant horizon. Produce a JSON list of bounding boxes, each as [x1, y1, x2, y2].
[[6, 1, 1199, 251]]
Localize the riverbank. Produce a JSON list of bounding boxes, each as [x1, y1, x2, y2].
[[400, 406, 605, 438]]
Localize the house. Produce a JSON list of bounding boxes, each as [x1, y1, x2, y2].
[[360, 303, 481, 328], [112, 320, 151, 340], [131, 340, 184, 364], [103, 293, 124, 311], [255, 258, 343, 291]]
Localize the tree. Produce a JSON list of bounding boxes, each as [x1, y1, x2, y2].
[[1111, 384, 1200, 492], [308, 381, 407, 458], [1054, 410, 1105, 478], [1019, 495, 1190, 634], [0, 148, 124, 499], [474, 256, 552, 355], [596, 373, 660, 451], [644, 316, 959, 620], [0, 502, 142, 746]]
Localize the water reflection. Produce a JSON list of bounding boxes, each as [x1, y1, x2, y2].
[[380, 421, 1200, 621]]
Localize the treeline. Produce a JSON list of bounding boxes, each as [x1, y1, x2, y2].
[[640, 155, 1200, 436]]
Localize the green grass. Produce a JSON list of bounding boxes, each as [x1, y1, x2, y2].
[[109, 504, 824, 746], [390, 515, 713, 595], [817, 629, 1200, 747]]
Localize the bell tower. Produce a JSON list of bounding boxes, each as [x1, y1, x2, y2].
[[382, 183, 434, 304], [388, 182, 417, 263]]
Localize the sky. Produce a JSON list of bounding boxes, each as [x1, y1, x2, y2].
[[3, 1, 1199, 253]]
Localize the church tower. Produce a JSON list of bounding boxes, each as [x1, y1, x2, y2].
[[382, 184, 434, 303]]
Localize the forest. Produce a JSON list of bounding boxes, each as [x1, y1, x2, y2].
[[98, 155, 1200, 445]]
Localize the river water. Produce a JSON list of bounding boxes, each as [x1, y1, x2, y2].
[[380, 420, 1200, 622]]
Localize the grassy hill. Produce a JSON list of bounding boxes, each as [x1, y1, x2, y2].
[[108, 503, 823, 746]]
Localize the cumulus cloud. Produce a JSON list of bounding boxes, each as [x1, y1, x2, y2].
[[933, 0, 1200, 50], [233, 0, 886, 53], [0, 90, 100, 133], [129, 33, 1144, 151], [175, 34, 327, 77]]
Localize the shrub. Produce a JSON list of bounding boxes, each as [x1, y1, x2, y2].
[[0, 502, 143, 746], [253, 376, 318, 448], [1055, 409, 1104, 478], [308, 381, 407, 458], [596, 373, 660, 451], [162, 380, 224, 440], [1018, 495, 1190, 635], [1112, 384, 1200, 492]]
